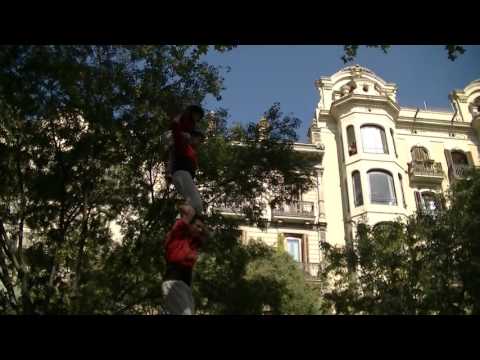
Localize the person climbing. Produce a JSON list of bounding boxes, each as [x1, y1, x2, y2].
[[167, 105, 205, 215], [162, 204, 209, 315]]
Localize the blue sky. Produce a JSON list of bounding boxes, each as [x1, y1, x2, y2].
[[202, 45, 480, 142]]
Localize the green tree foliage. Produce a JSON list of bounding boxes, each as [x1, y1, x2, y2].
[[0, 45, 321, 314], [341, 45, 466, 63], [319, 169, 480, 315], [194, 229, 322, 315]]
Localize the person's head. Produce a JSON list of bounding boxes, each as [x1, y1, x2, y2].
[[189, 215, 206, 238], [184, 105, 205, 123]]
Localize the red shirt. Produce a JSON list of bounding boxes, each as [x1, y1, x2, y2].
[[171, 115, 198, 173], [164, 219, 202, 268]]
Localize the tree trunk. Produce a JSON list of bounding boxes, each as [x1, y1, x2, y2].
[[74, 191, 90, 313]]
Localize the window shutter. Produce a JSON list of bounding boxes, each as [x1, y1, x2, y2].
[[444, 149, 453, 168], [381, 128, 389, 154], [444, 149, 454, 181], [414, 191, 423, 213], [352, 171, 363, 207], [466, 151, 475, 167], [411, 147, 417, 162], [302, 235, 309, 265], [320, 230, 326, 243]]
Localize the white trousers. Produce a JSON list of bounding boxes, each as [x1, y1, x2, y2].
[[171, 170, 203, 215], [162, 280, 195, 315]]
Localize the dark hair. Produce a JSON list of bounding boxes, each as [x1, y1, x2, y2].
[[185, 105, 205, 119]]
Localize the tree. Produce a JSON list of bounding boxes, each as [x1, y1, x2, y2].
[[319, 168, 480, 315], [193, 228, 322, 315], [0, 45, 321, 314], [341, 45, 466, 63]]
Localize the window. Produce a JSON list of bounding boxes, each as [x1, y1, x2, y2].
[[352, 171, 363, 207], [361, 125, 389, 154], [346, 125, 357, 156], [368, 170, 397, 205], [390, 129, 398, 158], [415, 191, 443, 216], [411, 146, 429, 162], [285, 184, 301, 202], [286, 237, 302, 262], [398, 173, 406, 208], [451, 150, 468, 165], [445, 149, 474, 180]]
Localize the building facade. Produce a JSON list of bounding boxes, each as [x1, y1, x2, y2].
[[219, 65, 480, 280]]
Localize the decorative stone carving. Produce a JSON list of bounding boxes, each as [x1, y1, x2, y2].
[[374, 83, 386, 96], [469, 97, 480, 115], [340, 79, 357, 96]]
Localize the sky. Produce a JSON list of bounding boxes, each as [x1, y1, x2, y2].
[[201, 45, 480, 142]]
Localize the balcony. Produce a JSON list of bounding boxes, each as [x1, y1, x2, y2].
[[408, 160, 444, 184], [212, 203, 246, 217], [212, 202, 266, 217], [272, 201, 315, 223], [451, 164, 470, 179], [294, 262, 322, 282], [447, 163, 476, 184]]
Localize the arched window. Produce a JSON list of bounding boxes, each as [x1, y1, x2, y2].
[[411, 146, 429, 162], [361, 125, 389, 154], [368, 170, 397, 205], [451, 150, 468, 165], [346, 125, 357, 156], [445, 149, 474, 180], [352, 171, 363, 207]]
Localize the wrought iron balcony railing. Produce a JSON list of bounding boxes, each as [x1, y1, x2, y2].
[[272, 201, 315, 218], [408, 160, 444, 183], [294, 262, 322, 281]]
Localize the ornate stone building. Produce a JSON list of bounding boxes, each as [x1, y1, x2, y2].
[[219, 65, 480, 281]]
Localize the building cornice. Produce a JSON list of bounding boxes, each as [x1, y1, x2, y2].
[[396, 116, 474, 134], [293, 142, 325, 153], [330, 94, 400, 119]]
